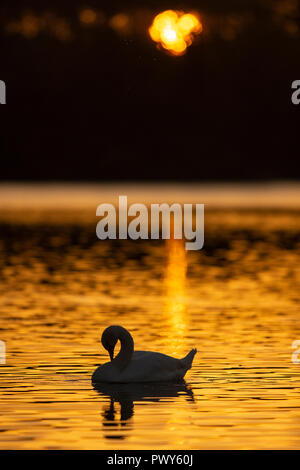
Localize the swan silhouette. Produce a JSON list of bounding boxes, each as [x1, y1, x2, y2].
[[92, 325, 197, 383]]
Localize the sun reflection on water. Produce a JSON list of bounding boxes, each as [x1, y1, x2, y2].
[[164, 239, 188, 355]]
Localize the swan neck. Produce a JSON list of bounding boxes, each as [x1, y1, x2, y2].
[[113, 328, 134, 371]]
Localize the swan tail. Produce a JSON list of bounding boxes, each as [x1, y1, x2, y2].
[[180, 348, 197, 370]]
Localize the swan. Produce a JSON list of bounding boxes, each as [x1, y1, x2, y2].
[[92, 325, 197, 383]]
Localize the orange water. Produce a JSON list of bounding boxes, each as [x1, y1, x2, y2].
[[0, 192, 300, 449]]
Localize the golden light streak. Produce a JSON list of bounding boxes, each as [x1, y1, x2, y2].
[[149, 10, 202, 55], [164, 239, 188, 355]]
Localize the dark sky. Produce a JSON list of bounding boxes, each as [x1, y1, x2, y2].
[[1, 0, 300, 180]]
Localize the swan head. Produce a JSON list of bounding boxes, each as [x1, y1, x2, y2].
[[101, 325, 120, 361]]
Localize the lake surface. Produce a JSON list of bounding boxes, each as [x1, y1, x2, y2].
[[0, 183, 300, 449]]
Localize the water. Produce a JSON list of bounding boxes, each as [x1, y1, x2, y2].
[[0, 184, 300, 449]]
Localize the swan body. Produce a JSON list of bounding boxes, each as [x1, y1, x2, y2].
[[92, 325, 197, 384]]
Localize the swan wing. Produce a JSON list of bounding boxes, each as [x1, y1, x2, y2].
[[122, 351, 187, 382]]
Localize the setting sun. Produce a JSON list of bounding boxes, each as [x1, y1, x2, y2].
[[149, 10, 202, 55]]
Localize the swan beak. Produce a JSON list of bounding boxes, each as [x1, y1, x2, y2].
[[108, 346, 114, 361]]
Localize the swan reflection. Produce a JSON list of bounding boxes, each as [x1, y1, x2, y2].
[[94, 381, 194, 440]]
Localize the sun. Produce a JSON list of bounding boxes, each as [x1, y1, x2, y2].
[[149, 10, 203, 55]]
